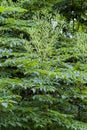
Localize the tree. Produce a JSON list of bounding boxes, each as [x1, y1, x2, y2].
[[53, 0, 87, 31], [0, 0, 87, 130]]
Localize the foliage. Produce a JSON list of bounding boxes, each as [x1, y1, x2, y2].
[[0, 0, 87, 130]]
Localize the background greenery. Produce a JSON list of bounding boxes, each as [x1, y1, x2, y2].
[[0, 0, 87, 130]]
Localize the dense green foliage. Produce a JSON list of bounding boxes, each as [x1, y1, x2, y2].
[[0, 0, 87, 130]]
